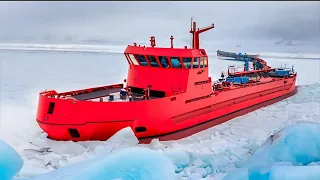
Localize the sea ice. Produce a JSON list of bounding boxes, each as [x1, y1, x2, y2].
[[269, 165, 320, 180], [30, 147, 177, 180], [223, 122, 320, 180], [0, 139, 24, 180], [245, 122, 320, 167]]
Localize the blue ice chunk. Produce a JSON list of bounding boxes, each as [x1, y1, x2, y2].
[[163, 151, 229, 178], [245, 122, 320, 167], [0, 139, 24, 180], [223, 122, 320, 180], [222, 168, 248, 180], [31, 147, 177, 180], [163, 151, 191, 172], [223, 166, 271, 180], [269, 166, 320, 180], [223, 165, 320, 180]]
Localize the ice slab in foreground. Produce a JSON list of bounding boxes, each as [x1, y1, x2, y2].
[[30, 147, 177, 180], [223, 122, 320, 180], [0, 139, 24, 180]]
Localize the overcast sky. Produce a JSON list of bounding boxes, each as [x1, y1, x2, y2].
[[0, 1, 319, 45]]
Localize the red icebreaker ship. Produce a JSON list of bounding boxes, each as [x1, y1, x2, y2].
[[36, 21, 297, 143]]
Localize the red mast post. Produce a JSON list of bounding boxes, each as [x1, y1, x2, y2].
[[190, 20, 215, 49], [170, 35, 174, 48], [150, 36, 156, 47]]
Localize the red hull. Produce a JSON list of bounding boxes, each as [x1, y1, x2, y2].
[[36, 75, 297, 142], [139, 86, 297, 143], [35, 21, 298, 143]]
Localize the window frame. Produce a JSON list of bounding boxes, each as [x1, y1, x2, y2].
[[193, 57, 200, 68], [125, 54, 204, 69], [169, 56, 183, 68], [124, 54, 133, 65], [203, 56, 208, 68], [182, 57, 193, 69], [199, 57, 204, 68], [143, 55, 151, 66], [155, 56, 162, 67], [134, 54, 149, 66], [127, 54, 140, 65], [158, 56, 172, 68], [146, 55, 160, 67]]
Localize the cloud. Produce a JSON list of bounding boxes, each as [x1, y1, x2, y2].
[[0, 1, 319, 44], [246, 2, 320, 41]]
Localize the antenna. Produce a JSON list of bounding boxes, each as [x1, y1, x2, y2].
[[170, 35, 174, 48], [190, 17, 193, 31], [190, 17, 193, 48]]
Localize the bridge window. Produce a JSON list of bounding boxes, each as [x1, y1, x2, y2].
[[200, 57, 204, 68], [204, 57, 208, 68], [135, 55, 148, 66], [128, 54, 139, 65], [182, 57, 192, 69], [170, 57, 182, 68], [158, 56, 170, 68], [147, 55, 159, 67], [193, 57, 200, 68]]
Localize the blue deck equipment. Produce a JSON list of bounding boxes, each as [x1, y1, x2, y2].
[[226, 77, 234, 83], [217, 50, 259, 60], [273, 69, 290, 77], [220, 54, 265, 71], [232, 76, 249, 84], [244, 60, 249, 71]]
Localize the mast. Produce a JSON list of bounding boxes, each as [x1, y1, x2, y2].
[[189, 18, 215, 49]]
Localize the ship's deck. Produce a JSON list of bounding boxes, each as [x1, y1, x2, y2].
[[72, 88, 122, 101], [53, 69, 293, 103], [87, 91, 160, 102], [86, 76, 288, 102]]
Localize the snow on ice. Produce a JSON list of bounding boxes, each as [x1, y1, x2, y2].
[[30, 147, 177, 180]]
